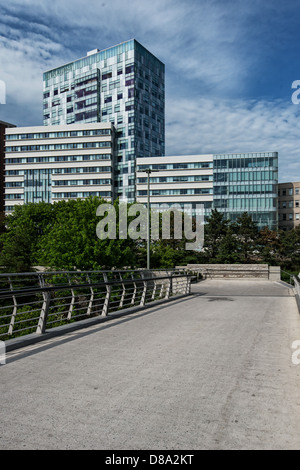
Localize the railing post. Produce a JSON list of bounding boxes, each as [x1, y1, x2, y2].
[[119, 273, 126, 308], [86, 274, 94, 316], [8, 277, 17, 335], [67, 274, 75, 320], [36, 274, 51, 334], [151, 280, 157, 300], [165, 272, 172, 299], [131, 273, 137, 305], [102, 273, 111, 316], [140, 272, 147, 306], [185, 275, 191, 294]]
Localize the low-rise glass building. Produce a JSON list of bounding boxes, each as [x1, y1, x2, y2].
[[213, 152, 278, 230], [137, 152, 278, 230]]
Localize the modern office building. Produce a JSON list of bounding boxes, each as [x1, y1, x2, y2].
[[278, 182, 300, 230], [0, 120, 16, 213], [136, 154, 214, 219], [4, 123, 114, 213], [43, 39, 165, 201], [137, 152, 278, 230]]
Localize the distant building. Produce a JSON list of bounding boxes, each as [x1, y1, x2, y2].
[[0, 120, 16, 213], [43, 39, 165, 201], [137, 152, 278, 230], [278, 182, 300, 230], [4, 122, 114, 213]]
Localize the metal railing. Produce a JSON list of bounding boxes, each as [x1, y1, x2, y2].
[[281, 270, 295, 285], [0, 269, 191, 341], [292, 275, 300, 296]]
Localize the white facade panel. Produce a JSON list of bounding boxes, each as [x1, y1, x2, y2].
[[4, 123, 115, 212]]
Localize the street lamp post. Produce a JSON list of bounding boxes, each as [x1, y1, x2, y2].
[[143, 168, 158, 270]]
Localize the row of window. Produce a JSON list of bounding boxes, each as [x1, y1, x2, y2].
[[278, 188, 300, 196], [6, 129, 111, 140], [280, 213, 300, 221], [215, 184, 276, 195], [5, 194, 23, 199], [214, 157, 277, 169], [6, 167, 112, 176], [137, 175, 213, 183], [138, 188, 213, 196], [52, 191, 112, 199], [5, 179, 112, 188], [6, 154, 112, 164], [279, 201, 300, 208], [6, 142, 112, 152], [214, 198, 276, 210], [150, 202, 213, 210], [53, 179, 111, 186], [214, 171, 277, 183], [75, 98, 98, 110], [137, 162, 213, 171]]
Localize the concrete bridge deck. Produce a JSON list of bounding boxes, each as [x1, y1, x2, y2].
[[1, 279, 300, 450]]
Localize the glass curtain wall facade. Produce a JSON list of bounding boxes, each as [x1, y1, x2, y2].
[[43, 39, 165, 202], [213, 152, 278, 230]]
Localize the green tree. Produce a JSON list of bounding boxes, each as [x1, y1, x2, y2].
[[257, 226, 281, 265], [203, 209, 229, 261], [0, 198, 139, 272], [232, 212, 259, 263], [0, 202, 57, 272], [215, 227, 240, 264], [36, 197, 137, 270], [278, 226, 300, 270]]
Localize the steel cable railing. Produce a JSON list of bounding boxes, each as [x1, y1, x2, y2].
[[0, 269, 191, 341]]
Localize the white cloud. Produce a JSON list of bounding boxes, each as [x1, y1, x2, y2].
[[0, 0, 299, 182], [166, 95, 300, 182]]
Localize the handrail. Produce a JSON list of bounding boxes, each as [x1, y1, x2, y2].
[[292, 275, 300, 296], [0, 275, 183, 298], [0, 270, 192, 341], [281, 270, 295, 286]]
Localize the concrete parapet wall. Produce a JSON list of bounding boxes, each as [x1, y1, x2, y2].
[[269, 266, 281, 281], [176, 264, 281, 281]]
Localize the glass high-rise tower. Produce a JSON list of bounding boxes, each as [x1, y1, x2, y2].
[[43, 39, 165, 201]]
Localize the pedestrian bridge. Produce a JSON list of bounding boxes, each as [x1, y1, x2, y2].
[[1, 274, 300, 450]]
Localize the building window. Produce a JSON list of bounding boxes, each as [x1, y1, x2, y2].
[[125, 64, 134, 74], [296, 214, 300, 220], [102, 72, 112, 80], [282, 214, 287, 221], [296, 201, 299, 207], [289, 201, 293, 208], [282, 201, 286, 208], [289, 213, 293, 220], [289, 188, 293, 196], [282, 189, 286, 196], [296, 188, 300, 195]]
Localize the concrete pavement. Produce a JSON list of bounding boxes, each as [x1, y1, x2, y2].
[[1, 279, 300, 450]]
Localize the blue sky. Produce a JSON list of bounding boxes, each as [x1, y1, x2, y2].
[[1, 0, 300, 182]]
